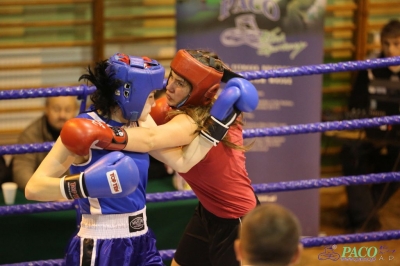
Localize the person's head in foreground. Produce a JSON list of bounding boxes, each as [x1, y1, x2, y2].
[[235, 203, 303, 266]]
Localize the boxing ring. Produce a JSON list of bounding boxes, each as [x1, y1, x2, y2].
[[1, 56, 400, 265]]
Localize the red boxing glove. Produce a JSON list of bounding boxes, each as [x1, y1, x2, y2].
[[60, 118, 128, 156], [150, 96, 171, 125]]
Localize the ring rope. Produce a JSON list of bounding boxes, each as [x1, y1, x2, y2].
[[301, 230, 400, 247], [0, 141, 55, 156], [239, 56, 400, 80], [0, 85, 95, 100], [2, 171, 400, 216], [2, 114, 400, 156], [2, 259, 65, 266], [243, 115, 400, 138], [0, 201, 75, 216], [1, 56, 400, 102]]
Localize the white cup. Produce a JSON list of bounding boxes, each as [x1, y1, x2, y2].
[[2, 182, 18, 205]]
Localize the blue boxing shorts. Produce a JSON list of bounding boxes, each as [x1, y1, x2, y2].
[[64, 207, 164, 266]]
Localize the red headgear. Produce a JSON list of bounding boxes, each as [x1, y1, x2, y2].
[[170, 50, 224, 107]]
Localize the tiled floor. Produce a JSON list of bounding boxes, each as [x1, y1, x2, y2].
[[297, 186, 400, 265]]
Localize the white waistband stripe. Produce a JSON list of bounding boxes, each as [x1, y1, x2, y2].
[[78, 207, 148, 239]]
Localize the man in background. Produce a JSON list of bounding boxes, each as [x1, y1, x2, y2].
[[12, 96, 78, 190], [234, 203, 303, 266], [341, 19, 400, 232]]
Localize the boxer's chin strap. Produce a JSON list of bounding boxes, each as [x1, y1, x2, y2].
[[174, 93, 191, 109], [221, 68, 243, 83]]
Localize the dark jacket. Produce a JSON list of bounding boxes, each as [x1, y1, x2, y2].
[[349, 53, 400, 110], [12, 115, 69, 190]]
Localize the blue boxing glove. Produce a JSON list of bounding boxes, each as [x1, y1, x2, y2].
[[201, 78, 258, 146], [60, 151, 139, 199]]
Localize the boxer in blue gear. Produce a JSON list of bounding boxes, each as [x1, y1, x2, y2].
[[26, 52, 166, 266], [64, 111, 163, 266]]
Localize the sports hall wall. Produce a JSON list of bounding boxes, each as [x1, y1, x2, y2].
[[0, 0, 398, 180]]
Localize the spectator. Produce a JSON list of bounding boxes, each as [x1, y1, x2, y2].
[[12, 96, 78, 190], [234, 203, 303, 266], [341, 19, 400, 232]]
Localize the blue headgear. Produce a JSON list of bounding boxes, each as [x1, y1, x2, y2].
[[107, 53, 165, 122]]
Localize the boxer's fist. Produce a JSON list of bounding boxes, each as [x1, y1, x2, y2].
[[150, 96, 171, 125], [60, 118, 128, 156], [60, 151, 139, 199], [201, 78, 258, 146], [224, 78, 259, 114]]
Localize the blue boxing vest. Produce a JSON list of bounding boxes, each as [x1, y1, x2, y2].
[[70, 111, 149, 215]]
